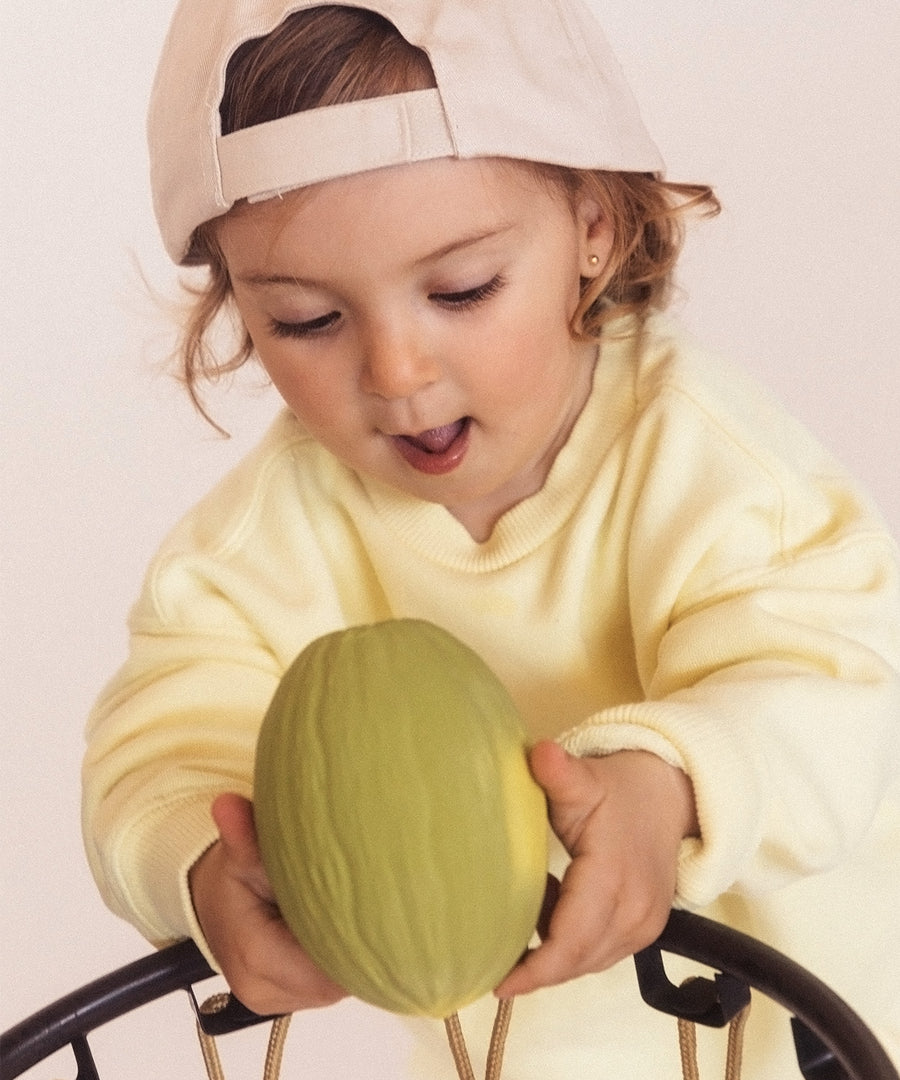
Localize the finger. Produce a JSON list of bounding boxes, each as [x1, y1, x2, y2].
[[498, 876, 596, 997], [211, 793, 276, 900], [527, 740, 572, 798], [530, 740, 606, 809], [529, 741, 606, 847], [230, 909, 348, 1014], [502, 845, 678, 998], [212, 793, 257, 859], [496, 911, 590, 1000]]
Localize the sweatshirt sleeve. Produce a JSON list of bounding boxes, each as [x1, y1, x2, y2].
[[558, 359, 900, 910], [81, 421, 347, 955], [81, 627, 277, 957]]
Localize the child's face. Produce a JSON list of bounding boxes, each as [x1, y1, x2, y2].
[[218, 157, 611, 541]]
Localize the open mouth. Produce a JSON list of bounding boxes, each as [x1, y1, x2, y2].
[[393, 417, 471, 475]]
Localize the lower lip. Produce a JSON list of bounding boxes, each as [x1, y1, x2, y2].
[[392, 418, 472, 475]]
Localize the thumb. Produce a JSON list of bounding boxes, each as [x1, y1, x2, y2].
[[528, 740, 602, 846], [528, 740, 584, 805], [211, 793, 264, 872]]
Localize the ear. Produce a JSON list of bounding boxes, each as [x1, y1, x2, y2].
[[575, 197, 614, 278]]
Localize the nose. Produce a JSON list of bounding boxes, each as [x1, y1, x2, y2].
[[360, 319, 441, 401]]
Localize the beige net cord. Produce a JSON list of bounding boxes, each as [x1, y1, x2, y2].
[[194, 982, 751, 1080], [444, 998, 515, 1080], [193, 993, 511, 1080], [676, 979, 752, 1080], [195, 993, 292, 1080]]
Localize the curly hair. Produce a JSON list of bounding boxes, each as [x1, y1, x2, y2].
[[176, 5, 719, 427]]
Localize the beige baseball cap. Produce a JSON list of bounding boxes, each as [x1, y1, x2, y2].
[[148, 0, 664, 264]]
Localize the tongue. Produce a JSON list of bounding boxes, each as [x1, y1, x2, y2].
[[407, 419, 466, 454]]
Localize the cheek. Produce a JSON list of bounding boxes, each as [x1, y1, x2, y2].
[[467, 324, 568, 418], [254, 344, 339, 424], [494, 290, 579, 373], [253, 343, 300, 401]]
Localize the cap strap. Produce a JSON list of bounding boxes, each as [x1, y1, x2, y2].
[[217, 87, 457, 204]]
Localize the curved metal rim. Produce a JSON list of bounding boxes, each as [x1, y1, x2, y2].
[[655, 909, 898, 1080], [1, 912, 897, 1080], [0, 940, 215, 1078]]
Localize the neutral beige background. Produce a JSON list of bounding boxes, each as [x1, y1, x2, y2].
[[3, 2, 899, 1077]]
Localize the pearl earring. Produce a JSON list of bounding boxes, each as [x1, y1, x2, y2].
[[588, 254, 600, 267]]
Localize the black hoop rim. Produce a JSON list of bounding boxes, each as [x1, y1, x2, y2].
[[1, 911, 896, 1080]]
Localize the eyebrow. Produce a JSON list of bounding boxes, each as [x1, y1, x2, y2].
[[419, 222, 516, 264], [234, 223, 517, 288]]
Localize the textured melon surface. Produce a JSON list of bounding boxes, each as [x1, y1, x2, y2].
[[253, 619, 548, 1017]]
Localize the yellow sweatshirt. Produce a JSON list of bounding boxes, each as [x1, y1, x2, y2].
[[83, 316, 900, 1074]]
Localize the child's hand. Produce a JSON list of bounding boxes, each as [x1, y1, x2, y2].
[[189, 793, 347, 1016], [495, 742, 697, 999]]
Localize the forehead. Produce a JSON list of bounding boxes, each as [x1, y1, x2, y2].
[[218, 156, 573, 267]]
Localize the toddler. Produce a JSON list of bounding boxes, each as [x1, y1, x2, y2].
[[83, 0, 900, 1074]]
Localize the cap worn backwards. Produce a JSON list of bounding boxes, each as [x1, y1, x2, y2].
[[148, 0, 664, 264]]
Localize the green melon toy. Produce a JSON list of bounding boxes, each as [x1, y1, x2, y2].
[[253, 618, 548, 1018]]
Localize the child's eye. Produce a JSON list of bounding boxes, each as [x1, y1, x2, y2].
[[430, 274, 505, 310], [269, 311, 340, 339]]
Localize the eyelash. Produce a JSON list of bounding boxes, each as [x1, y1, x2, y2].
[[430, 274, 506, 309], [267, 274, 506, 340], [269, 311, 340, 340]]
